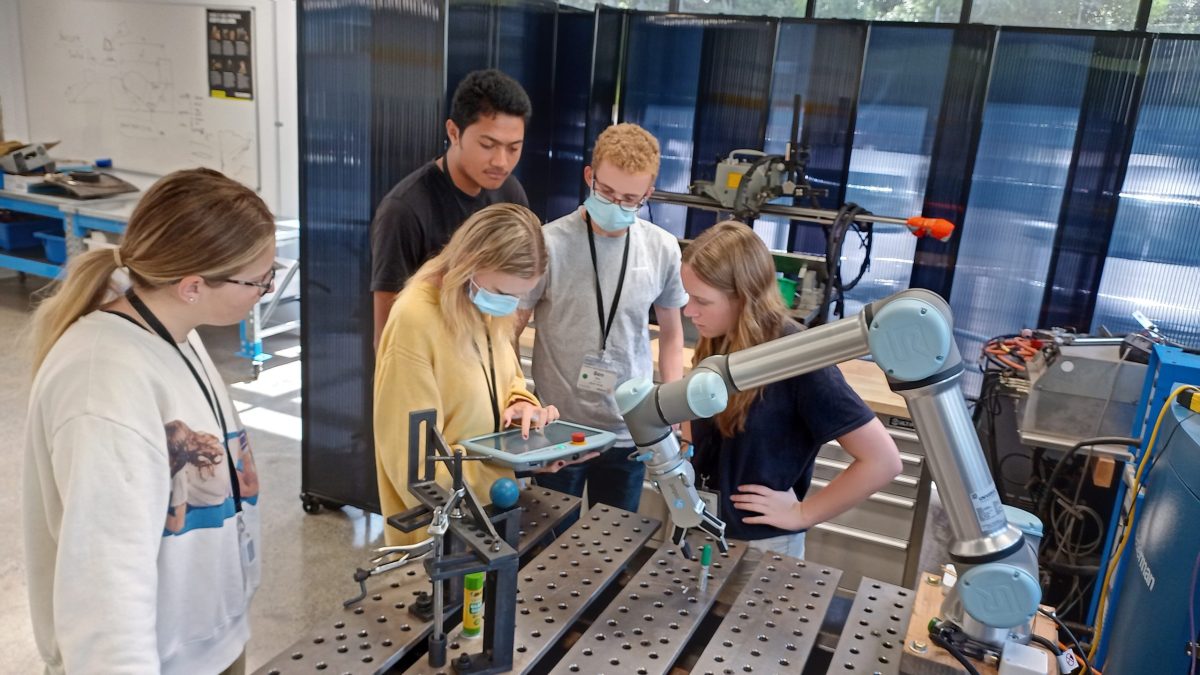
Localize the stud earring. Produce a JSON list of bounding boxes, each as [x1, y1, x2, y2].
[[188, 297, 196, 303]]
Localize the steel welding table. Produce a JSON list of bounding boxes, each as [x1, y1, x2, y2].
[[255, 486, 925, 675]]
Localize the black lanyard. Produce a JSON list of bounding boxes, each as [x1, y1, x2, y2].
[[585, 214, 631, 353], [126, 290, 242, 513], [478, 333, 500, 433]]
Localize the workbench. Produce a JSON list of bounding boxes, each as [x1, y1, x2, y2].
[[0, 178, 300, 376], [0, 173, 146, 278]]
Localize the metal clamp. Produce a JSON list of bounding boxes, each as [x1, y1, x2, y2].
[[344, 539, 436, 607]]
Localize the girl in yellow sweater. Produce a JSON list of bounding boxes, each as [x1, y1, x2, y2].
[[374, 203, 571, 545]]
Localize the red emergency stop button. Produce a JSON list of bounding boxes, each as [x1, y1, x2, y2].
[[571, 432, 586, 445]]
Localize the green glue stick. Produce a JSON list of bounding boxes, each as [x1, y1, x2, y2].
[[699, 544, 712, 593], [462, 572, 485, 638]]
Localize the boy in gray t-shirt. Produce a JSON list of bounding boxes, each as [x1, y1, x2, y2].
[[516, 123, 687, 523]]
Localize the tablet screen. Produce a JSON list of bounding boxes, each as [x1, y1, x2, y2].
[[472, 423, 594, 456]]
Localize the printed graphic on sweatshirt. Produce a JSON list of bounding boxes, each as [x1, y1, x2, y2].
[[163, 420, 259, 535]]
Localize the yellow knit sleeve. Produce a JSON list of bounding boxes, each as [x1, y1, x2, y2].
[[500, 335, 539, 409], [374, 304, 446, 544]]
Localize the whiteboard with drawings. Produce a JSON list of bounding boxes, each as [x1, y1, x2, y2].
[[18, 0, 260, 187]]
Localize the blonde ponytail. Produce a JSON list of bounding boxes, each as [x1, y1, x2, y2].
[[31, 248, 125, 370]]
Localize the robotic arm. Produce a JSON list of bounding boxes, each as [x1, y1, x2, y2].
[[617, 288, 1042, 649]]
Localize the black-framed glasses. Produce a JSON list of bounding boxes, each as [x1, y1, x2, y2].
[[591, 177, 649, 213], [222, 267, 276, 297]]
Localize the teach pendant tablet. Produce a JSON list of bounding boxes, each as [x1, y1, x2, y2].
[[460, 421, 616, 472]]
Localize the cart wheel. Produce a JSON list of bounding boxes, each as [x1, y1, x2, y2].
[[302, 494, 322, 514], [252, 361, 264, 380]]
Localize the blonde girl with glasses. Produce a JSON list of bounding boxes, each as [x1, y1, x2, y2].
[[25, 168, 274, 675]]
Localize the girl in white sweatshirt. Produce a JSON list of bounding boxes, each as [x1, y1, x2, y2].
[[24, 168, 275, 674]]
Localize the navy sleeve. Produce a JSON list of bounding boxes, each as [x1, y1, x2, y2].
[[793, 365, 876, 446], [370, 198, 427, 293]]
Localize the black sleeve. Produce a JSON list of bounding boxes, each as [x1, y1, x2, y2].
[[370, 197, 427, 293], [794, 365, 877, 447], [506, 177, 529, 208]]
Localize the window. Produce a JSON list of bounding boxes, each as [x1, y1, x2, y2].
[[559, 0, 670, 10], [1092, 37, 1200, 348], [970, 0, 1139, 30], [1149, 0, 1200, 32], [815, 0, 961, 21], [839, 25, 955, 317], [948, 31, 1093, 393], [679, 0, 807, 16], [621, 17, 706, 237]]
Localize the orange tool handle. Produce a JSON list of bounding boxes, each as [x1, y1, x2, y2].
[[906, 217, 955, 242]]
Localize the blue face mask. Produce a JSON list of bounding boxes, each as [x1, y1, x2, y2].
[[584, 192, 638, 232], [469, 278, 520, 317]]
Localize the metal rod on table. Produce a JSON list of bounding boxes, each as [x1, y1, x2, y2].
[[427, 508, 448, 668]]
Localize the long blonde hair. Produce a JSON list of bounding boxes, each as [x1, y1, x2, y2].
[[684, 220, 795, 436], [31, 168, 274, 371], [409, 202, 546, 354]]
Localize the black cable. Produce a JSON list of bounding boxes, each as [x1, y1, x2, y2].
[[809, 204, 852, 325], [929, 629, 981, 675], [1039, 608, 1092, 675], [731, 154, 782, 222], [1037, 436, 1140, 524], [1030, 446, 1048, 492], [808, 202, 870, 325], [977, 372, 1008, 498], [839, 220, 873, 292], [1030, 633, 1062, 655], [830, 208, 871, 319], [999, 452, 1035, 491]]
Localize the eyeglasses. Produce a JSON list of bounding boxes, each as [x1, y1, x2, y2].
[[222, 267, 276, 297], [591, 177, 649, 213]]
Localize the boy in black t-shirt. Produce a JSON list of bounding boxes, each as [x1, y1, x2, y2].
[[370, 69, 531, 347]]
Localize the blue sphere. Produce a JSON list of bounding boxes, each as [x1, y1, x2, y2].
[[490, 478, 520, 510]]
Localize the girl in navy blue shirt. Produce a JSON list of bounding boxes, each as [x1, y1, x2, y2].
[[681, 221, 902, 564]]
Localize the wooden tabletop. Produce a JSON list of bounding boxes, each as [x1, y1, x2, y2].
[[518, 327, 909, 418]]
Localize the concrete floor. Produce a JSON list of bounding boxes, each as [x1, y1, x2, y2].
[[0, 274, 383, 672]]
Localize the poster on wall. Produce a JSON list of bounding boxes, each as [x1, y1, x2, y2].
[[206, 9, 253, 100]]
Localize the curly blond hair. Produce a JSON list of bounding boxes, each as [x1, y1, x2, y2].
[[592, 123, 660, 177]]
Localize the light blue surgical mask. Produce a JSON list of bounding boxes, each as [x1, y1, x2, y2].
[[584, 192, 638, 232], [469, 278, 520, 317]]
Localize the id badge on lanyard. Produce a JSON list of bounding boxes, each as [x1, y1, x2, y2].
[[237, 512, 255, 569], [582, 216, 630, 396], [577, 350, 620, 394]]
